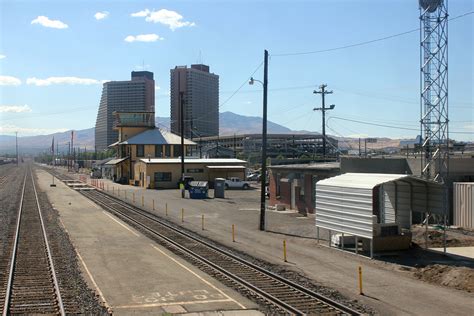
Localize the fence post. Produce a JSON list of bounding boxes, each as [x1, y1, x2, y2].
[[232, 224, 235, 242], [283, 240, 287, 262], [202, 214, 204, 230]]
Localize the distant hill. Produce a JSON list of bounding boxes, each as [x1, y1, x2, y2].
[[154, 111, 292, 135], [0, 128, 94, 154], [0, 111, 416, 154]]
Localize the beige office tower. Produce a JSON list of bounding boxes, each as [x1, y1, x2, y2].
[[170, 64, 219, 139], [95, 71, 155, 151]]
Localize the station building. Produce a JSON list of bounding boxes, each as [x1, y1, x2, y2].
[[106, 111, 246, 188]]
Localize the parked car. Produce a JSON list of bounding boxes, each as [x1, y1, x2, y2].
[[225, 177, 250, 190]]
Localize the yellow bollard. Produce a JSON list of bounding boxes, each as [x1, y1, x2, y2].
[[152, 199, 155, 211], [283, 240, 287, 262], [202, 214, 205, 231], [232, 224, 235, 242], [142, 195, 144, 207], [166, 203, 168, 216], [358, 266, 364, 295], [133, 192, 135, 203], [181, 208, 184, 223]]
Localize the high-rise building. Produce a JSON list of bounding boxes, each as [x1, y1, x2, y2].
[[95, 71, 155, 151], [170, 64, 219, 139]]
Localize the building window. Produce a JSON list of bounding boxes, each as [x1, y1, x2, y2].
[[154, 172, 172, 182], [136, 145, 144, 157], [155, 145, 163, 157], [187, 168, 204, 173], [173, 145, 182, 157], [164, 145, 171, 157]]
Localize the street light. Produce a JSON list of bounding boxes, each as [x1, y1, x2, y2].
[[249, 50, 268, 231]]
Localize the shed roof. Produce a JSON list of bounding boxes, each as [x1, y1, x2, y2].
[[269, 162, 340, 171], [114, 128, 196, 146], [206, 165, 246, 169], [105, 157, 129, 165], [317, 173, 440, 189], [139, 158, 246, 164]]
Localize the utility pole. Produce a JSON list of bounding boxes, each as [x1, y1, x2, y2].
[[15, 131, 18, 166], [313, 84, 335, 160], [180, 91, 185, 198], [260, 49, 269, 231], [358, 138, 361, 157], [365, 138, 367, 158]]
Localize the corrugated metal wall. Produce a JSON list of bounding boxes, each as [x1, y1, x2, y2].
[[315, 185, 374, 239], [453, 183, 474, 229], [381, 182, 411, 229]]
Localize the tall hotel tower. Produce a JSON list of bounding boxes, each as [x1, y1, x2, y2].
[[170, 64, 219, 139], [95, 71, 155, 151]]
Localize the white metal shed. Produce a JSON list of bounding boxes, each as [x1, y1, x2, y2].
[[315, 173, 446, 256]]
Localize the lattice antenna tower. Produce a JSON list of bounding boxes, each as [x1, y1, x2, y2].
[[419, 0, 449, 183]]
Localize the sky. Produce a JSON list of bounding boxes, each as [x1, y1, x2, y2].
[[0, 0, 472, 141]]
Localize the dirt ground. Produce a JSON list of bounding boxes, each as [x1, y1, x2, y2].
[[414, 265, 474, 293], [411, 225, 474, 248], [408, 225, 474, 293]]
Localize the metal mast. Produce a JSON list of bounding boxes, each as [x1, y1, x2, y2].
[[419, 0, 449, 183]]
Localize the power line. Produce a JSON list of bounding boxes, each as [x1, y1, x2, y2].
[[272, 11, 474, 57], [328, 116, 473, 135]]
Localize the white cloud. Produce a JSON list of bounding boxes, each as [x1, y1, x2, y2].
[[0, 105, 32, 113], [131, 9, 195, 31], [94, 11, 109, 20], [131, 9, 150, 17], [0, 75, 21, 86], [0, 124, 68, 136], [124, 34, 163, 43], [26, 76, 102, 86], [31, 16, 68, 29], [0, 55, 6, 59]]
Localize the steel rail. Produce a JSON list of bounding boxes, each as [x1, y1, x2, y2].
[[82, 190, 302, 314], [2, 167, 65, 316], [31, 168, 66, 315], [2, 171, 27, 316], [83, 189, 360, 315]]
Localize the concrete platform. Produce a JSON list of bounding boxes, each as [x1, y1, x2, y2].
[[431, 247, 474, 260], [35, 169, 261, 315], [67, 173, 474, 316]]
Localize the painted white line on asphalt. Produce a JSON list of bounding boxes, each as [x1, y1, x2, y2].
[[102, 211, 140, 237], [114, 298, 233, 309], [150, 244, 246, 309], [76, 250, 111, 311]]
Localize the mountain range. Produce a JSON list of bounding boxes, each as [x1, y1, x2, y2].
[[0, 111, 405, 154]]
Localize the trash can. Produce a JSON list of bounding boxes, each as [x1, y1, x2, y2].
[[214, 178, 225, 198], [188, 181, 209, 199]]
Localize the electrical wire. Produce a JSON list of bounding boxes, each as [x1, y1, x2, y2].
[[272, 11, 474, 57]]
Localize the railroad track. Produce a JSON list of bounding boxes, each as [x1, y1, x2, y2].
[[76, 188, 361, 315], [1, 168, 66, 315]]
